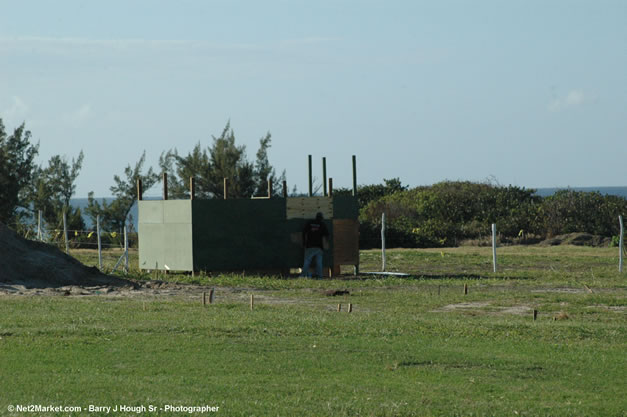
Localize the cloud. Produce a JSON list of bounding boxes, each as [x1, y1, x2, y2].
[[548, 89, 586, 112], [2, 96, 29, 125], [64, 104, 92, 127]]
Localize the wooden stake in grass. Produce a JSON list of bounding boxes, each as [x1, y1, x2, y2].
[[202, 292, 207, 306], [464, 283, 468, 295], [209, 288, 214, 304], [337, 303, 341, 312], [250, 294, 254, 310], [533, 309, 538, 321], [348, 303, 353, 313]]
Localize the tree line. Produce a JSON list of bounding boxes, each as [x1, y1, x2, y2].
[[2, 117, 625, 248], [0, 118, 283, 238], [337, 180, 627, 248]]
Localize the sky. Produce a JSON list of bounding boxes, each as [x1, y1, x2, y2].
[[1, 0, 626, 197]]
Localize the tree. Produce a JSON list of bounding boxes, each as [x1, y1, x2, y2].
[[0, 119, 39, 224], [29, 151, 85, 231], [160, 121, 285, 199], [86, 151, 159, 232]]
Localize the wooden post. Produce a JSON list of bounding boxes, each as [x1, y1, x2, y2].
[[282, 180, 288, 198], [209, 288, 215, 304], [202, 292, 207, 306], [190, 177, 195, 200], [63, 208, 69, 254], [328, 178, 333, 197], [97, 215, 102, 270], [533, 309, 538, 321], [464, 283, 468, 295], [308, 155, 313, 197], [223, 178, 228, 199], [492, 223, 497, 273], [250, 294, 254, 310], [137, 178, 143, 201], [348, 303, 353, 313], [322, 157, 327, 196], [267, 178, 273, 198], [619, 215, 624, 273], [162, 173, 168, 200], [381, 212, 386, 272], [337, 303, 341, 312], [352, 155, 357, 197]]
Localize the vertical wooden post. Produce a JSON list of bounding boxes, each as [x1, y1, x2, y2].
[[308, 155, 313, 197], [328, 178, 333, 197], [97, 215, 102, 270], [348, 303, 353, 313], [63, 208, 69, 255], [209, 288, 215, 304], [250, 294, 254, 310], [267, 179, 273, 198], [464, 283, 468, 295], [619, 215, 624, 273], [381, 212, 386, 272], [533, 309, 538, 321], [322, 157, 327, 196], [162, 173, 168, 200], [492, 223, 497, 273], [202, 292, 207, 306], [352, 155, 357, 197], [282, 180, 288, 198], [137, 178, 143, 201], [190, 177, 195, 200], [223, 178, 228, 199], [337, 303, 341, 312]]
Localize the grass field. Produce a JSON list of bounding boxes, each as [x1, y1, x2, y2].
[[0, 245, 625, 416]]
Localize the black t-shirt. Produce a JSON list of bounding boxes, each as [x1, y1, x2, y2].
[[303, 220, 329, 249]]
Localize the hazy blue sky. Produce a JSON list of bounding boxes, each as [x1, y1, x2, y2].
[[1, 0, 625, 197]]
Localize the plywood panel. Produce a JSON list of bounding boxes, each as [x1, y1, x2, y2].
[[286, 197, 333, 219], [333, 219, 359, 264]]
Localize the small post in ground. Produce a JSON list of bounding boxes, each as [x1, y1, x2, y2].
[[619, 215, 624, 273], [37, 210, 42, 241], [492, 223, 497, 273], [533, 309, 538, 321], [250, 294, 254, 310], [63, 208, 69, 255], [464, 283, 468, 295], [381, 212, 386, 272], [124, 225, 129, 273], [209, 288, 215, 304], [97, 215, 102, 270]]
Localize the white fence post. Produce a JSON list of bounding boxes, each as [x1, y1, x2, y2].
[[619, 215, 624, 273], [492, 223, 497, 273], [63, 208, 69, 255], [97, 215, 102, 271], [124, 224, 129, 273], [37, 210, 42, 241], [381, 212, 386, 272]]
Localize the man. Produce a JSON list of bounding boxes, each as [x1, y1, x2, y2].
[[301, 212, 329, 278]]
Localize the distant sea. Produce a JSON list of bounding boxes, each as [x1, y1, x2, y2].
[[71, 186, 627, 230]]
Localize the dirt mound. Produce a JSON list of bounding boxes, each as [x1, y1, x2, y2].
[[0, 222, 132, 289], [540, 232, 610, 247]]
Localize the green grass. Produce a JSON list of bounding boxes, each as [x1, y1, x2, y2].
[[1, 245, 625, 416]]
